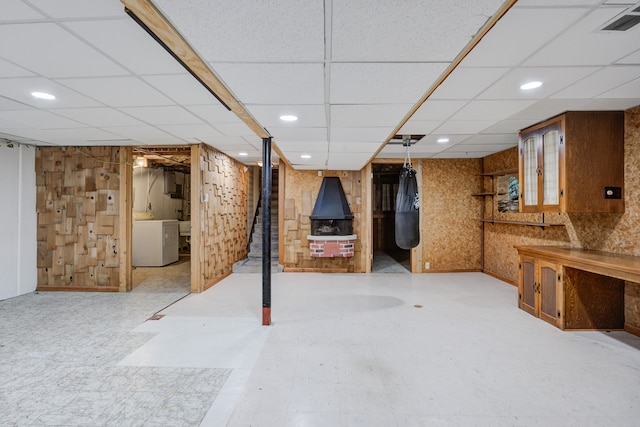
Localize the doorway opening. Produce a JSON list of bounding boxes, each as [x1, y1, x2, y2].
[[372, 163, 410, 273], [130, 146, 192, 294]]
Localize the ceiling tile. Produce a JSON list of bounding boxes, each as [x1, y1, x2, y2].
[[0, 110, 85, 129], [0, 77, 102, 109], [28, 0, 124, 18], [327, 151, 371, 170], [410, 100, 468, 121], [552, 66, 640, 98], [158, 124, 223, 143], [0, 58, 34, 78], [145, 69, 228, 103], [331, 142, 383, 152], [284, 151, 328, 168], [211, 63, 324, 104], [214, 121, 256, 137], [53, 107, 143, 127], [524, 7, 636, 66], [247, 105, 327, 128], [598, 78, 640, 99], [103, 125, 184, 145], [59, 77, 173, 107], [477, 67, 599, 100], [330, 104, 413, 128], [118, 106, 203, 125], [268, 127, 327, 142], [185, 105, 243, 124], [331, 0, 503, 62], [0, 96, 30, 111], [481, 120, 537, 134], [431, 68, 509, 100], [330, 63, 447, 104], [433, 120, 497, 135], [154, 0, 324, 62], [274, 140, 328, 153], [1, 0, 45, 21], [451, 143, 516, 153], [462, 7, 588, 67], [0, 23, 127, 78], [451, 100, 537, 121], [398, 120, 442, 135], [330, 127, 392, 143], [461, 133, 518, 146], [66, 19, 185, 75], [11, 127, 126, 145]]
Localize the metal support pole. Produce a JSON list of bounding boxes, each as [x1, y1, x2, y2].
[[262, 137, 272, 326]]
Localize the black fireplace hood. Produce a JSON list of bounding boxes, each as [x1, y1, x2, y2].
[[310, 177, 353, 220]]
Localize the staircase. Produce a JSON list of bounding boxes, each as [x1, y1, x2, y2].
[[233, 169, 282, 273]]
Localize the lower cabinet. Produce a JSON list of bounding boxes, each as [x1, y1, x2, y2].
[[519, 255, 563, 328]]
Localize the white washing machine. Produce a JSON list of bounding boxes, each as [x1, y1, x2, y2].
[[132, 220, 179, 266]]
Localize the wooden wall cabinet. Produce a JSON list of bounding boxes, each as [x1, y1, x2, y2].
[[519, 255, 563, 328], [518, 111, 624, 213]]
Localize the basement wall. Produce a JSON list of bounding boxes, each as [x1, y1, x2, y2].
[[482, 105, 640, 330], [0, 144, 37, 300], [421, 158, 483, 272], [281, 163, 367, 272], [35, 147, 128, 291], [190, 144, 248, 292]]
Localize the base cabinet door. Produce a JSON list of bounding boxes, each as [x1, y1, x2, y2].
[[518, 255, 563, 328], [519, 255, 537, 316], [538, 260, 563, 328]]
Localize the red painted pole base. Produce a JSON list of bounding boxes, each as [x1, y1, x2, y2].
[[262, 307, 271, 326]]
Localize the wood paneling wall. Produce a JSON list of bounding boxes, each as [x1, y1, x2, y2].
[[190, 144, 248, 292], [281, 164, 366, 272], [482, 105, 640, 330], [36, 146, 130, 291], [421, 158, 483, 272]]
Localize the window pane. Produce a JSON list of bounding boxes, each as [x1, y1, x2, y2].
[[523, 137, 538, 206], [543, 130, 559, 205]]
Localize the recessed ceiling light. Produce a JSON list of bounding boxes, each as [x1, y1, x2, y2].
[[31, 91, 56, 100], [520, 81, 542, 90], [238, 152, 248, 156], [280, 115, 298, 122], [300, 154, 311, 159], [437, 137, 449, 144]]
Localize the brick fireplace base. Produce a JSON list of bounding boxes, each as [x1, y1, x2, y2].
[[308, 234, 357, 258]]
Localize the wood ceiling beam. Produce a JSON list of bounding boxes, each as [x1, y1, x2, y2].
[[121, 0, 270, 140], [369, 0, 519, 164]]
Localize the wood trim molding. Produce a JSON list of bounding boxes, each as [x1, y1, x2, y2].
[[190, 144, 202, 293], [624, 322, 640, 337], [119, 147, 133, 292], [203, 270, 232, 292]]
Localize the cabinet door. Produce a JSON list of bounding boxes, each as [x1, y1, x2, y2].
[[540, 125, 562, 211], [520, 133, 539, 213], [538, 260, 561, 327], [519, 255, 537, 316]]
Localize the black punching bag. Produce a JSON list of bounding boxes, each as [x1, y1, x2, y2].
[[395, 165, 420, 249]]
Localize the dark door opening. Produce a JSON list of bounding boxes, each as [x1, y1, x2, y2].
[[372, 164, 410, 273]]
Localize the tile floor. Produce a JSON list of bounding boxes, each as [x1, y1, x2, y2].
[[2, 271, 640, 426]]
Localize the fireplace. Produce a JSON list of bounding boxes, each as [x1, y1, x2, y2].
[[308, 177, 357, 257]]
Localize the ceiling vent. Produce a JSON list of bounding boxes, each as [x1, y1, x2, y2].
[[600, 3, 640, 31]]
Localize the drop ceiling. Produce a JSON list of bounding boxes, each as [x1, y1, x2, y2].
[[0, 0, 639, 170]]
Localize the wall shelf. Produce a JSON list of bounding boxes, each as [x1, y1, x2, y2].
[[480, 219, 564, 229], [474, 169, 564, 230]]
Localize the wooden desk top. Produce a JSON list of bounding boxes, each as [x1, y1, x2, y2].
[[514, 246, 640, 284]]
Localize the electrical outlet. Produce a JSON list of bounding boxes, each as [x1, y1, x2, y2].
[[425, 262, 430, 269]]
